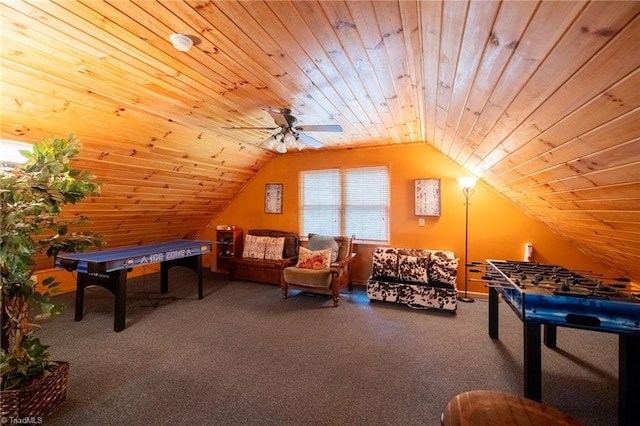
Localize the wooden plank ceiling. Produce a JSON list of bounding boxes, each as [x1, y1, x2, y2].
[[1, 1, 639, 281]]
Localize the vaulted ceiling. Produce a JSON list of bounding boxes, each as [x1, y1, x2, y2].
[[1, 1, 639, 281]]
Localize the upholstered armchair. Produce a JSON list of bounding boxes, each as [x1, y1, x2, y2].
[[282, 234, 356, 307]]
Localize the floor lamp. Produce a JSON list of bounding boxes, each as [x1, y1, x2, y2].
[[457, 176, 478, 303]]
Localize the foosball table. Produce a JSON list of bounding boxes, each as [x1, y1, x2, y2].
[[482, 260, 639, 426]]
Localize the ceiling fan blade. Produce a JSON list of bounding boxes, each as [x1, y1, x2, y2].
[[267, 109, 290, 126], [294, 124, 343, 132], [222, 126, 279, 130], [297, 132, 324, 148]]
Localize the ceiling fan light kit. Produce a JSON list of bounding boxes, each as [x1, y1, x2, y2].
[[263, 130, 305, 154]]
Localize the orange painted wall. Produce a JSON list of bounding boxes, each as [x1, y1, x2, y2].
[[200, 143, 611, 295]]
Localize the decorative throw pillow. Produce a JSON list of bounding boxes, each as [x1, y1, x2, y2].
[[242, 235, 267, 259], [296, 247, 331, 270], [429, 253, 459, 285], [307, 234, 339, 262], [435, 250, 455, 260], [264, 237, 285, 260], [372, 247, 398, 279], [398, 248, 432, 259], [398, 254, 430, 283]]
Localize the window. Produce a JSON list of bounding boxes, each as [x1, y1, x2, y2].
[[299, 166, 389, 242]]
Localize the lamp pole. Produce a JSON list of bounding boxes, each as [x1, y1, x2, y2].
[[457, 177, 478, 303]]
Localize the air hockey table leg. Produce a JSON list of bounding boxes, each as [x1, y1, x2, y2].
[[74, 270, 128, 332], [75, 273, 87, 322], [160, 255, 204, 299], [113, 270, 127, 332]]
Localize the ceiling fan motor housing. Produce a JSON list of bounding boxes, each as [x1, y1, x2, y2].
[[281, 109, 298, 127]]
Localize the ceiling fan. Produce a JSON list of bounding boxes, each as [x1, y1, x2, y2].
[[224, 108, 342, 153]]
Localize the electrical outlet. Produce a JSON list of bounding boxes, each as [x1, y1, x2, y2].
[[418, 217, 425, 226]]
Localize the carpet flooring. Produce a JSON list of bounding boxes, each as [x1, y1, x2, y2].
[[38, 269, 618, 425]]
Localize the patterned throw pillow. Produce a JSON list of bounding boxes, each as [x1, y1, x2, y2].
[[435, 250, 455, 259], [296, 247, 331, 270], [242, 235, 268, 259], [398, 254, 430, 283], [264, 237, 285, 260], [307, 234, 339, 262], [372, 247, 398, 279], [429, 252, 459, 285]]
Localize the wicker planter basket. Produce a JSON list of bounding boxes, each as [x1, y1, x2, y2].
[[0, 361, 69, 419]]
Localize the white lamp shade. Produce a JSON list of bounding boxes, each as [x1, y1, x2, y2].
[[263, 135, 278, 150], [170, 34, 193, 52], [293, 138, 305, 150], [275, 142, 287, 153], [457, 176, 478, 189], [283, 132, 296, 146]]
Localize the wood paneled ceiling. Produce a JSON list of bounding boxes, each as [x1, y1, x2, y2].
[[1, 1, 639, 281]]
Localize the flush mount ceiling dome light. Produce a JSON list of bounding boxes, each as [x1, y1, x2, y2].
[[169, 33, 193, 52]]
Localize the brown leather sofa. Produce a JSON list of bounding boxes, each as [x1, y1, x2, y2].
[[228, 229, 299, 286]]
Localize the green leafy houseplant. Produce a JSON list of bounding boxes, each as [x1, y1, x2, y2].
[[1, 134, 103, 391]]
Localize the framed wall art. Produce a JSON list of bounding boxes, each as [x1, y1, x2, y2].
[[265, 183, 283, 214], [414, 178, 441, 216]]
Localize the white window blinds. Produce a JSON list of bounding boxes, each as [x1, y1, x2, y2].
[[300, 166, 389, 242]]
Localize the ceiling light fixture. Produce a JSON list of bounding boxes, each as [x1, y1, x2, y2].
[[169, 34, 193, 52], [266, 127, 306, 154]]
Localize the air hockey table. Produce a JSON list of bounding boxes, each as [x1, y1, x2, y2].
[[55, 239, 212, 331]]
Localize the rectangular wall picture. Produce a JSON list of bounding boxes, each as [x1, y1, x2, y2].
[[415, 179, 441, 216], [265, 183, 283, 214]]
